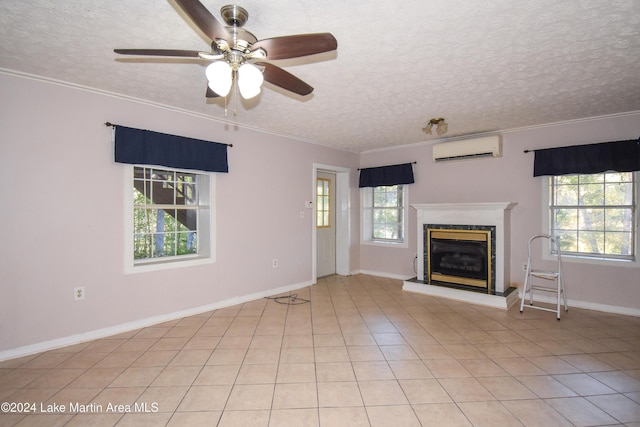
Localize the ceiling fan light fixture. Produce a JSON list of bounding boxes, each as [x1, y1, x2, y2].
[[206, 61, 232, 97], [114, 1, 338, 103], [423, 117, 447, 136], [237, 63, 264, 99], [436, 121, 448, 136]]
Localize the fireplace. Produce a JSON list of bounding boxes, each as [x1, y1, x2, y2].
[[426, 225, 495, 291], [404, 202, 517, 309]]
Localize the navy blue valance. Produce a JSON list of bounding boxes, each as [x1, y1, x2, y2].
[[114, 125, 229, 173], [533, 139, 640, 177], [359, 162, 415, 188]]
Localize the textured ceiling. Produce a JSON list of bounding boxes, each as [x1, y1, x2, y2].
[[1, 0, 639, 152]]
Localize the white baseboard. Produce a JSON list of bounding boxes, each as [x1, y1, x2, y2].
[[357, 270, 415, 281], [0, 280, 313, 363], [517, 289, 640, 317]]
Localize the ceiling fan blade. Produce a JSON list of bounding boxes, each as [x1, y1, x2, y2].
[[206, 86, 220, 98], [256, 62, 313, 96], [114, 49, 201, 57], [251, 33, 337, 60], [175, 0, 230, 41]]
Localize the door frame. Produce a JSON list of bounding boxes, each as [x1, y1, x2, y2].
[[312, 163, 351, 280]]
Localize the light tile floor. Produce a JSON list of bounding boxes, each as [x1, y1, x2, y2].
[[1, 274, 640, 426]]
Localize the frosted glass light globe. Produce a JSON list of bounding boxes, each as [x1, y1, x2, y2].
[[205, 61, 232, 97], [238, 63, 264, 99]]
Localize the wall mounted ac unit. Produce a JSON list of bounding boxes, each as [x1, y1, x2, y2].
[[432, 135, 502, 162]]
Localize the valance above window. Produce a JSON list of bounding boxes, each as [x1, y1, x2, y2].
[[359, 162, 415, 188], [533, 138, 640, 177], [114, 125, 229, 173]]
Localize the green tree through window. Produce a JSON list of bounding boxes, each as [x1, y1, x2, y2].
[[133, 167, 202, 260], [372, 185, 405, 242], [550, 172, 635, 260]]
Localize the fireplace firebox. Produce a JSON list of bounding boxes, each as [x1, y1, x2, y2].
[[425, 225, 496, 292]]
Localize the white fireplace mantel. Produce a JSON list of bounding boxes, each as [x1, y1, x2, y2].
[[405, 202, 517, 309]]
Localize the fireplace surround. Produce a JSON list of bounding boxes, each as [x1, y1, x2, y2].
[[404, 202, 518, 309]]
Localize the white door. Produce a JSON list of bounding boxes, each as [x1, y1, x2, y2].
[[316, 172, 336, 277]]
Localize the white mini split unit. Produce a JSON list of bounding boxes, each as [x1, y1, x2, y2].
[[432, 135, 502, 162]]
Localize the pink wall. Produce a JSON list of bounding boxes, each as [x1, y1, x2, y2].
[[0, 72, 360, 354], [359, 113, 640, 312], [1, 70, 638, 357]]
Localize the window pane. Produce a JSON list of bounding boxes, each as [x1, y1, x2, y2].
[[605, 182, 633, 205], [578, 231, 604, 254], [555, 175, 578, 185], [181, 209, 197, 231], [580, 174, 604, 184], [605, 208, 631, 231], [555, 184, 578, 205], [373, 224, 398, 239], [178, 232, 197, 255], [176, 182, 197, 205], [579, 209, 604, 231], [154, 209, 177, 233], [133, 186, 148, 204], [373, 224, 385, 239], [373, 209, 385, 222], [579, 184, 604, 206], [556, 230, 577, 252], [134, 234, 152, 259], [373, 187, 399, 207], [162, 233, 176, 257], [605, 231, 633, 256], [373, 192, 387, 206], [151, 169, 172, 182], [605, 172, 632, 183], [554, 208, 577, 230], [134, 208, 157, 230]]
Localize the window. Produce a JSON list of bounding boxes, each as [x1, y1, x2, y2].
[[361, 185, 408, 246], [549, 172, 636, 261], [126, 166, 214, 272], [316, 177, 331, 228]]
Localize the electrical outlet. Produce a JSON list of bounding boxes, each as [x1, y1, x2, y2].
[[272, 259, 279, 268], [522, 262, 528, 271], [74, 286, 85, 301]]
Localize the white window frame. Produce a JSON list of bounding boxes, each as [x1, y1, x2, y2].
[[124, 165, 216, 274], [542, 172, 639, 268], [360, 184, 409, 248]]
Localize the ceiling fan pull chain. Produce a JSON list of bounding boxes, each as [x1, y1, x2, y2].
[[233, 80, 238, 117]]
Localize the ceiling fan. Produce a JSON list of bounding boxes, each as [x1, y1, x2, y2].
[[114, 0, 338, 100]]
